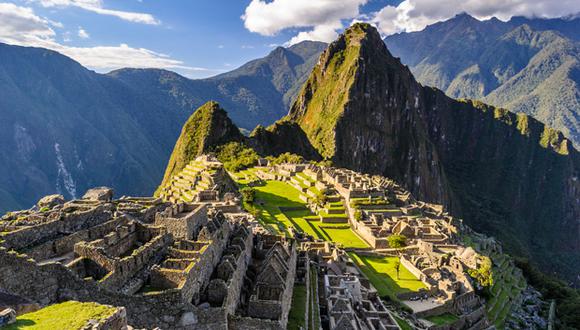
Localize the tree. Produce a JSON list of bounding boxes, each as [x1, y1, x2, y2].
[[354, 210, 362, 221], [314, 189, 328, 207], [394, 258, 401, 280], [240, 187, 256, 204], [388, 234, 407, 280], [215, 142, 259, 172], [468, 256, 494, 288], [388, 234, 407, 249]]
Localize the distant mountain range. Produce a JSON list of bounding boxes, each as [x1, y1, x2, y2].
[[110, 40, 326, 131], [385, 13, 580, 146], [0, 41, 325, 213]]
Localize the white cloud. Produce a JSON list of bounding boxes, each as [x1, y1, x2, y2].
[[77, 26, 89, 38], [0, 2, 200, 73], [242, 0, 367, 45], [372, 0, 580, 35], [35, 0, 160, 25]]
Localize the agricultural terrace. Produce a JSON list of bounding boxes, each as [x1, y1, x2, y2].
[[232, 170, 368, 249], [349, 253, 426, 301]]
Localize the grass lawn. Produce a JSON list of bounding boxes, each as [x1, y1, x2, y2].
[[349, 253, 426, 300], [394, 316, 413, 330], [5, 301, 116, 330], [309, 267, 321, 330], [287, 284, 307, 330], [239, 179, 369, 248], [424, 313, 459, 326]]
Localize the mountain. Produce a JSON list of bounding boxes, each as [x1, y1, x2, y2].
[[385, 14, 580, 146], [0, 41, 325, 213], [0, 43, 186, 213], [158, 101, 243, 189], [263, 23, 579, 282], [110, 41, 327, 130]]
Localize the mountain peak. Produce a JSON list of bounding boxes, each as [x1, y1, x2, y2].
[[157, 101, 242, 191]]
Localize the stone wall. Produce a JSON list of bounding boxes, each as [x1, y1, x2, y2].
[[219, 227, 253, 314], [228, 315, 284, 330], [25, 216, 129, 262], [0, 246, 228, 329], [73, 225, 172, 291], [1, 205, 113, 251], [155, 203, 208, 240]]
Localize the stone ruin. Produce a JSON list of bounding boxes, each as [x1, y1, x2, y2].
[[0, 159, 300, 329], [0, 157, 538, 329], [158, 155, 236, 204]]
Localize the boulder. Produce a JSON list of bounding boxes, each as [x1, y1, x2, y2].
[[82, 187, 114, 202], [0, 308, 16, 326], [37, 194, 65, 209]]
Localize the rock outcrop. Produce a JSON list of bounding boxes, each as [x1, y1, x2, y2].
[[248, 121, 321, 160], [82, 187, 114, 202]]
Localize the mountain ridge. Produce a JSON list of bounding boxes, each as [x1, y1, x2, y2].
[[385, 13, 580, 146], [0, 40, 326, 213]]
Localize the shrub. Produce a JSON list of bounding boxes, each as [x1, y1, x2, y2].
[[240, 187, 256, 204], [267, 152, 304, 165], [468, 256, 493, 287], [215, 142, 259, 172], [388, 234, 407, 249]]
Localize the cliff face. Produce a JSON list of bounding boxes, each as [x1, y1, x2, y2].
[[248, 121, 321, 160], [287, 23, 580, 280], [289, 23, 450, 205], [158, 101, 243, 189]]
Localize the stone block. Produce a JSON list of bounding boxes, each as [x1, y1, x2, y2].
[[37, 194, 65, 209], [83, 187, 114, 202]]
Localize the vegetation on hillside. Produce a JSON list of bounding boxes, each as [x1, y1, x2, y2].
[[289, 24, 370, 158], [158, 101, 242, 191], [385, 15, 580, 146], [515, 258, 580, 329], [468, 256, 494, 288], [215, 142, 259, 172]]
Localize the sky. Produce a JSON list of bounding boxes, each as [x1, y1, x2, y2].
[[0, 0, 579, 79]]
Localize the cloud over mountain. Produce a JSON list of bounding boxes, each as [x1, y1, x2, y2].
[[242, 0, 580, 43], [0, 2, 197, 72], [242, 0, 367, 45]]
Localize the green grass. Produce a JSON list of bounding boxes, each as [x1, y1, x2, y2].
[[424, 313, 459, 326], [394, 316, 413, 330], [349, 253, 426, 300], [309, 267, 321, 330], [4, 301, 116, 330], [236, 180, 368, 248], [288, 284, 307, 330]]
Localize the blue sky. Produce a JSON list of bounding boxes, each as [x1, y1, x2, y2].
[[0, 0, 577, 79]]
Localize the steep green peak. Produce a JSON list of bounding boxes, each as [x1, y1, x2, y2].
[[157, 101, 242, 192], [288, 23, 411, 159], [288, 24, 376, 158]]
